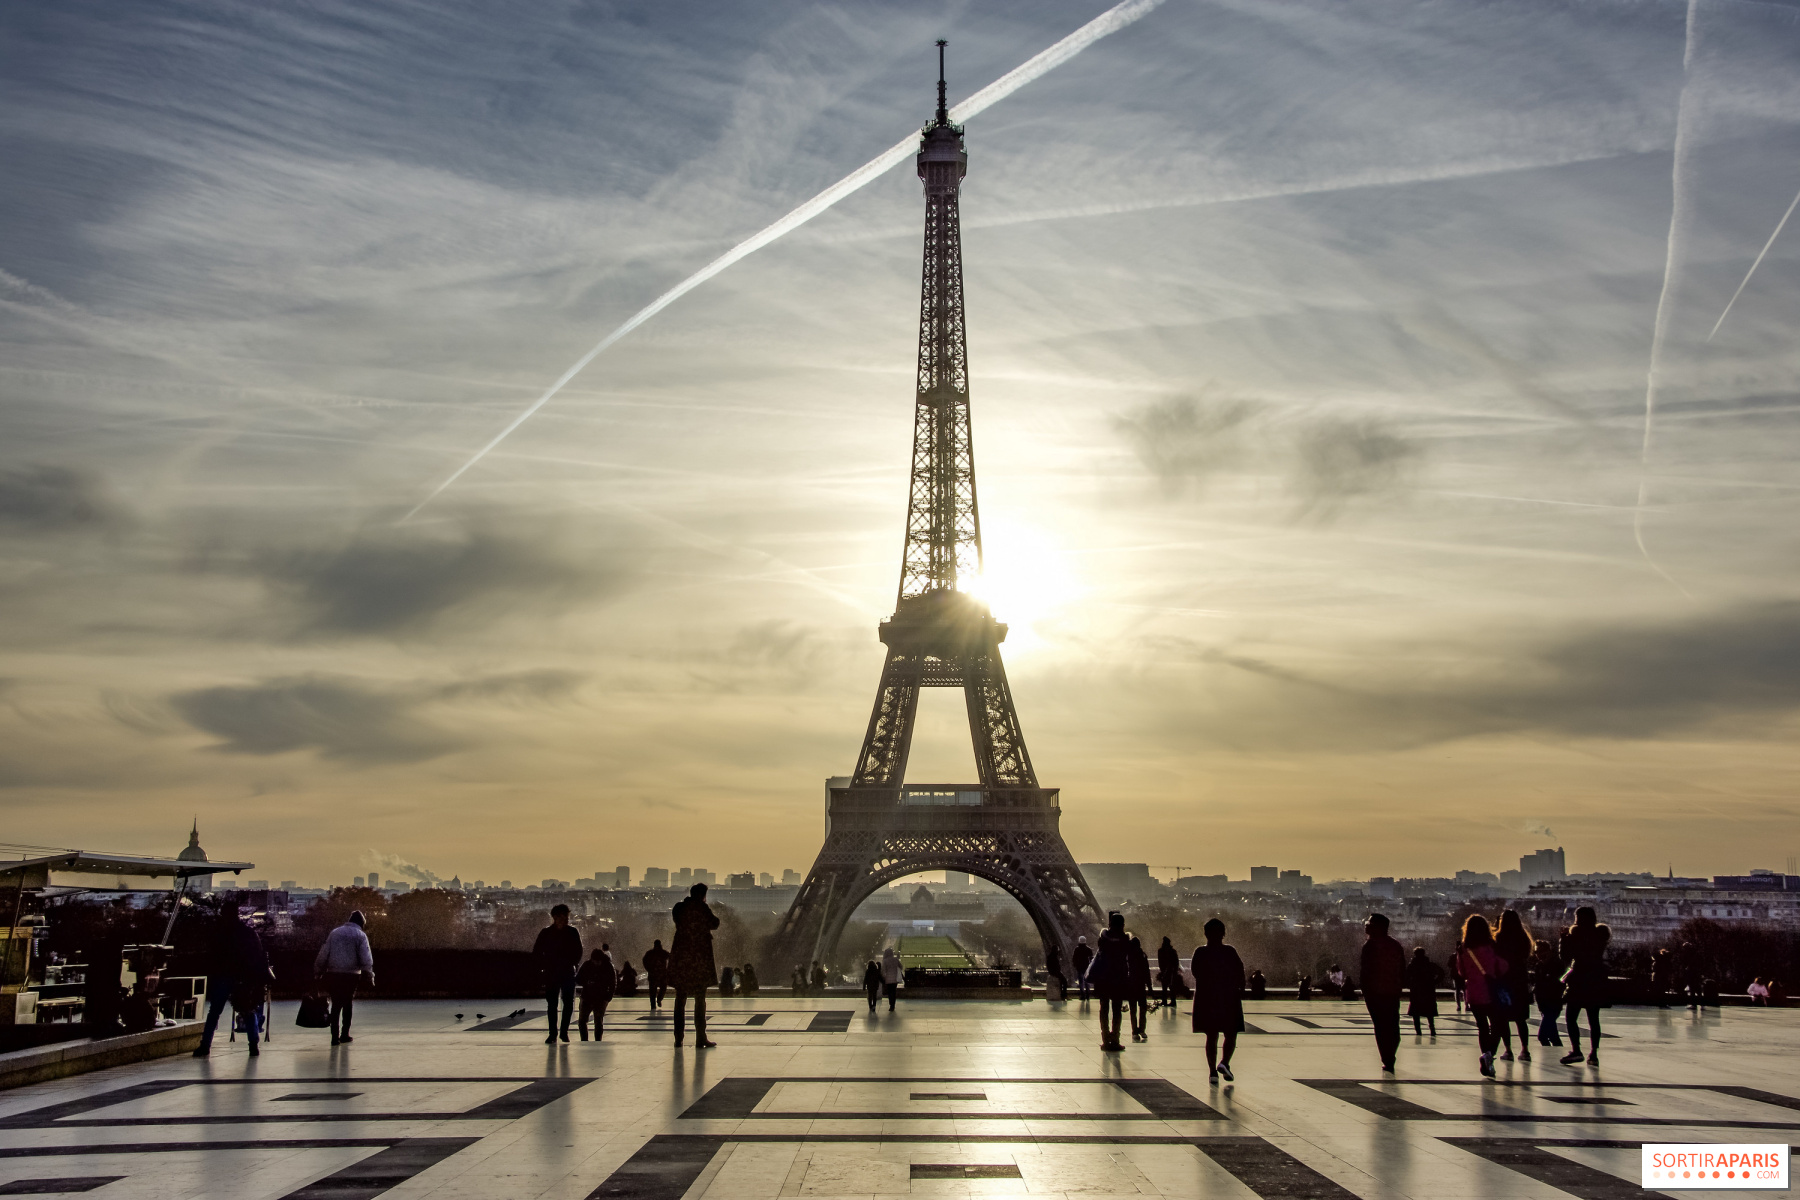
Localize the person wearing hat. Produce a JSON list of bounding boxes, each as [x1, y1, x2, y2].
[[313, 909, 374, 1045]]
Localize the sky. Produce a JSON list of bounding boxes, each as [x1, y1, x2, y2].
[[2, 0, 1798, 890]]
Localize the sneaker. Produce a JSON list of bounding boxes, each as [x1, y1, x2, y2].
[[1209, 1071, 1219, 1086], [1218, 1063, 1234, 1082], [545, 1034, 556, 1045], [1560, 1051, 1584, 1065], [1519, 1050, 1531, 1063], [1500, 1050, 1514, 1061], [1586, 1053, 1599, 1066], [559, 1032, 570, 1042], [1382, 1061, 1396, 1074], [1479, 1053, 1495, 1078], [698, 1040, 717, 1049], [191, 1047, 210, 1058]]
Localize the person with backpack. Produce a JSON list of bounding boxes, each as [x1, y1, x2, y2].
[[576, 946, 615, 1041], [1532, 940, 1565, 1046], [1406, 947, 1443, 1038], [196, 901, 274, 1057]]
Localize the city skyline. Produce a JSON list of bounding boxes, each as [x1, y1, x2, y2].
[[4, 2, 1799, 885]]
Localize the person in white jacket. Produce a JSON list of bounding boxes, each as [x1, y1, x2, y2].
[[313, 910, 375, 1045], [880, 947, 903, 1012]]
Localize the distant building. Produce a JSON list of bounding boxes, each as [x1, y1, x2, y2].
[[1250, 866, 1279, 891], [944, 870, 971, 889], [614, 867, 630, 887], [1519, 847, 1566, 887], [279, 880, 297, 890], [177, 820, 213, 890], [1279, 869, 1313, 893], [1454, 870, 1498, 887], [1367, 877, 1396, 899], [759, 872, 774, 887], [353, 876, 365, 888], [1079, 863, 1159, 901], [726, 872, 755, 889], [247, 880, 268, 890], [642, 867, 669, 888], [368, 871, 381, 888], [1174, 874, 1229, 893], [782, 869, 801, 886]]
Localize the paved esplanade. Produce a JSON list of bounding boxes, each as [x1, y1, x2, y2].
[[2, 998, 1796, 1197]]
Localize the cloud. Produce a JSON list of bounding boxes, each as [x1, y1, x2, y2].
[[0, 465, 124, 532], [168, 669, 585, 763], [1111, 394, 1255, 497], [1290, 416, 1422, 520], [1524, 821, 1555, 838], [248, 520, 635, 639]]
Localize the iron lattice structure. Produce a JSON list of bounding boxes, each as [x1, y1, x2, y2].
[[773, 45, 1103, 974]]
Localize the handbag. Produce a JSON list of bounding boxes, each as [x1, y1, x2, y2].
[[296, 994, 333, 1028]]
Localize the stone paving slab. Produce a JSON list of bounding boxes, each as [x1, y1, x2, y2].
[[0, 997, 1793, 1198]]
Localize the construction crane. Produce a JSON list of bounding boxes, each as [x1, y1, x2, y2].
[[1152, 866, 1191, 886]]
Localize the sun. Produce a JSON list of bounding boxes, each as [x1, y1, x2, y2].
[[961, 517, 1080, 649]]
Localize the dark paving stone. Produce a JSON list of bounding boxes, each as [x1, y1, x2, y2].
[[0, 1180, 123, 1195], [1198, 1137, 1363, 1199], [911, 1163, 1023, 1178], [1113, 1078, 1224, 1120], [276, 1138, 477, 1200], [679, 1078, 777, 1120], [273, 1093, 365, 1102], [584, 1134, 723, 1200]]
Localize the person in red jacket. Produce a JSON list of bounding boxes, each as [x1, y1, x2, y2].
[[1359, 913, 1407, 1074]]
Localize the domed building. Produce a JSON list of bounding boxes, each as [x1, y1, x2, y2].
[[176, 819, 212, 890]]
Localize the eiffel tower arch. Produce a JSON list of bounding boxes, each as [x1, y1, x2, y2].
[[773, 44, 1104, 974]]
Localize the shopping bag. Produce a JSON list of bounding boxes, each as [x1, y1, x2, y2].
[[296, 994, 333, 1028]]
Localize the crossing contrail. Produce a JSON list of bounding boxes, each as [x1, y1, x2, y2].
[[404, 0, 1168, 521], [1707, 182, 1800, 342]]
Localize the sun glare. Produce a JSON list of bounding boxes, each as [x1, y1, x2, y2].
[[962, 517, 1080, 649]]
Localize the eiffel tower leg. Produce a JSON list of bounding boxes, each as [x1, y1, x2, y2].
[[963, 649, 1036, 789], [852, 650, 921, 786]]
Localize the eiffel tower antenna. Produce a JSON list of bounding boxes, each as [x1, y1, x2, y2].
[[774, 44, 1102, 974]]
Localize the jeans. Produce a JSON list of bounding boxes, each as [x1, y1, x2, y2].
[[578, 994, 609, 1039], [197, 975, 247, 1053], [1537, 1001, 1563, 1044], [324, 972, 360, 1041], [674, 988, 707, 1043], [1129, 997, 1147, 1038], [546, 978, 576, 1038], [1365, 995, 1402, 1066]]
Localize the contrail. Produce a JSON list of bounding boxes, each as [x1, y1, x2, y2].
[[1632, 0, 1698, 599], [404, 0, 1168, 521], [1707, 182, 1800, 342]]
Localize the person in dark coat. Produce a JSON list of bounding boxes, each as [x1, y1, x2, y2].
[[1127, 936, 1153, 1041], [668, 883, 719, 1047], [533, 904, 583, 1044], [863, 960, 882, 1012], [1087, 912, 1132, 1051], [576, 947, 616, 1041], [1156, 937, 1182, 1010], [1359, 913, 1407, 1073], [1494, 910, 1535, 1062], [1532, 941, 1564, 1046], [1406, 947, 1443, 1038], [193, 901, 273, 1057], [1559, 906, 1611, 1067], [719, 965, 736, 996], [617, 959, 638, 996], [1071, 936, 1093, 1002], [1247, 969, 1266, 1000], [740, 963, 759, 995], [1190, 918, 1245, 1085], [810, 961, 828, 993], [642, 939, 671, 1010]]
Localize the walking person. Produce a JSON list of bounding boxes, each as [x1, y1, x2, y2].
[[1189, 918, 1245, 1085], [863, 960, 882, 1012], [1559, 906, 1611, 1067], [1494, 910, 1535, 1062], [194, 901, 274, 1058], [576, 947, 615, 1041], [880, 946, 902, 1011], [1071, 936, 1093, 1002], [1156, 937, 1181, 1010], [810, 961, 829, 993], [312, 908, 374, 1047], [1360, 913, 1406, 1073], [1406, 947, 1442, 1038], [740, 963, 759, 995], [669, 883, 719, 1048], [642, 939, 671, 1010], [533, 904, 583, 1044], [1457, 914, 1509, 1078], [1088, 912, 1132, 1051], [1532, 941, 1565, 1046], [1127, 935, 1152, 1041]]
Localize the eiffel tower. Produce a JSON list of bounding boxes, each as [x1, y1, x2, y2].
[[773, 43, 1103, 974]]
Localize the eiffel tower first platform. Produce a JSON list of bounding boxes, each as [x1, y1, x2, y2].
[[772, 44, 1103, 974]]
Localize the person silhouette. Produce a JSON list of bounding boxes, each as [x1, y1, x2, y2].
[[1189, 918, 1245, 1085], [1072, 936, 1093, 1002], [1406, 947, 1443, 1038], [642, 939, 670, 1010], [740, 963, 759, 995], [1457, 913, 1508, 1078], [1532, 940, 1564, 1046], [576, 947, 615, 1041], [669, 883, 719, 1048], [1089, 912, 1131, 1051], [1156, 937, 1181, 1010], [863, 960, 882, 1011], [1248, 969, 1266, 1000], [880, 947, 902, 1011], [1127, 935, 1152, 1041], [1494, 910, 1535, 1062], [532, 904, 582, 1044], [1360, 914, 1406, 1073], [1559, 906, 1611, 1067]]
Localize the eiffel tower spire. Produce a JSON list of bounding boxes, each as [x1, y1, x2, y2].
[[774, 45, 1101, 973]]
